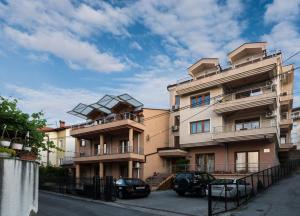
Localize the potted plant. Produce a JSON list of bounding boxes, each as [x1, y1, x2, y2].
[[18, 151, 37, 161], [11, 130, 23, 150], [0, 125, 11, 147], [23, 131, 32, 152], [0, 146, 16, 158]]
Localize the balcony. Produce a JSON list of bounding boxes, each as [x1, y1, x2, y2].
[[280, 92, 293, 107], [176, 53, 279, 95], [70, 113, 145, 137], [74, 146, 144, 163], [212, 120, 277, 143], [213, 86, 276, 114], [280, 112, 293, 130], [279, 143, 296, 152]]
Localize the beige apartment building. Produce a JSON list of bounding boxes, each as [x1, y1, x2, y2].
[[68, 94, 169, 180], [166, 42, 294, 174], [40, 121, 76, 168]]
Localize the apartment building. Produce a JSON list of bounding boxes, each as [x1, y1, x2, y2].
[[68, 94, 169, 180], [40, 121, 76, 167], [292, 107, 300, 149], [167, 42, 294, 174]]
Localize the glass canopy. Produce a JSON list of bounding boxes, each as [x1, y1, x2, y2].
[[67, 94, 143, 119]]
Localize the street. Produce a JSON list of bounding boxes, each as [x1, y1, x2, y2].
[[225, 171, 300, 216], [37, 191, 157, 216]]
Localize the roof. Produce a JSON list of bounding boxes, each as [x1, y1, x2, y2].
[[39, 125, 71, 132], [293, 107, 300, 112], [68, 93, 144, 119], [227, 42, 267, 55]]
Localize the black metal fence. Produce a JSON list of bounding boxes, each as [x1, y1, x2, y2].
[[208, 160, 300, 216], [39, 176, 116, 201]]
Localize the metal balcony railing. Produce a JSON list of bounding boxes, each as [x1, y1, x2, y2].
[[219, 85, 276, 103], [213, 119, 277, 134], [71, 112, 143, 130], [60, 156, 74, 165], [76, 146, 144, 158]]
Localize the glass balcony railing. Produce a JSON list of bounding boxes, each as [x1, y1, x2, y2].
[[71, 112, 143, 130]]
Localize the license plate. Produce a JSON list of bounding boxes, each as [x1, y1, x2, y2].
[[136, 186, 145, 190], [174, 185, 178, 188]]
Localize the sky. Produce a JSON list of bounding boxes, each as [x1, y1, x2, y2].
[[0, 0, 300, 126]]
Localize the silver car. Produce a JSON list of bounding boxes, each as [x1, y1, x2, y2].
[[206, 179, 252, 198]]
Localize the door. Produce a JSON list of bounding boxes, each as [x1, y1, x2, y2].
[[196, 154, 215, 173], [235, 151, 259, 173]]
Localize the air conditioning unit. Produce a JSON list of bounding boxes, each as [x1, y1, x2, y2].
[[172, 125, 179, 132], [172, 104, 180, 111], [265, 111, 275, 118]]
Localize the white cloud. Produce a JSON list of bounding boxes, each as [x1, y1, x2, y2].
[[4, 26, 125, 72], [264, 0, 300, 23], [0, 0, 132, 72], [130, 41, 143, 51], [4, 84, 100, 125], [131, 0, 244, 61]]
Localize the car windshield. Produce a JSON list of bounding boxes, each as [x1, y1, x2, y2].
[[124, 178, 145, 185], [176, 173, 193, 179]]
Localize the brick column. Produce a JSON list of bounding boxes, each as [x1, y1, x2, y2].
[[75, 138, 80, 157], [128, 160, 133, 178]]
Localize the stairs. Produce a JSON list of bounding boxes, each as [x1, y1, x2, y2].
[[145, 173, 174, 191]]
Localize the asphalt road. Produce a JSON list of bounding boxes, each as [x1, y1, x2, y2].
[[37, 191, 157, 216], [226, 171, 300, 216]]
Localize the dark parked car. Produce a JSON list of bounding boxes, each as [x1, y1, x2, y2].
[[115, 178, 151, 199], [173, 171, 215, 196]]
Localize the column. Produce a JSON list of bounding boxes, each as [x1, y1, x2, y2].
[[129, 128, 133, 152], [75, 164, 80, 178], [128, 160, 133, 178], [99, 162, 104, 178], [75, 138, 80, 157], [99, 134, 104, 154]]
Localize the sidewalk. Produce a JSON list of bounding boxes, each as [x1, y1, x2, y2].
[[224, 171, 300, 216]]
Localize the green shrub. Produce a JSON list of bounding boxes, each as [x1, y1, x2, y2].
[[0, 147, 16, 156]]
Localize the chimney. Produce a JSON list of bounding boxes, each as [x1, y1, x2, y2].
[[59, 120, 66, 128]]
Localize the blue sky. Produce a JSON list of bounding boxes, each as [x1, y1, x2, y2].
[[0, 0, 299, 126]]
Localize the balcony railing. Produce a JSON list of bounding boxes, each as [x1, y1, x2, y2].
[[213, 119, 277, 133], [60, 156, 74, 165], [175, 51, 280, 86], [71, 112, 143, 130], [76, 146, 144, 158], [221, 85, 276, 103]]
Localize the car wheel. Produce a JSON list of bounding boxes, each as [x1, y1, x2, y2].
[[118, 191, 124, 199]]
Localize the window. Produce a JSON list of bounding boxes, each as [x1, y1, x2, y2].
[[174, 136, 180, 148], [175, 95, 180, 106], [236, 88, 262, 99], [174, 115, 180, 126], [235, 151, 259, 173], [191, 93, 210, 107], [196, 154, 215, 173], [280, 135, 287, 144], [190, 120, 210, 134], [235, 118, 260, 131], [119, 140, 129, 153]]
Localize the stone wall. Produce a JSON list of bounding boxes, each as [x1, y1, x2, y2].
[[0, 158, 39, 216]]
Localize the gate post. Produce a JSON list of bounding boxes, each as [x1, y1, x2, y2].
[[208, 184, 212, 216]]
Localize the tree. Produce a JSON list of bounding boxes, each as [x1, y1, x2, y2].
[[0, 96, 60, 155]]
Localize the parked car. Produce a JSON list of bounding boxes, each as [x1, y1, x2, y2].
[[173, 171, 215, 196], [206, 179, 252, 198], [115, 178, 151, 199]]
